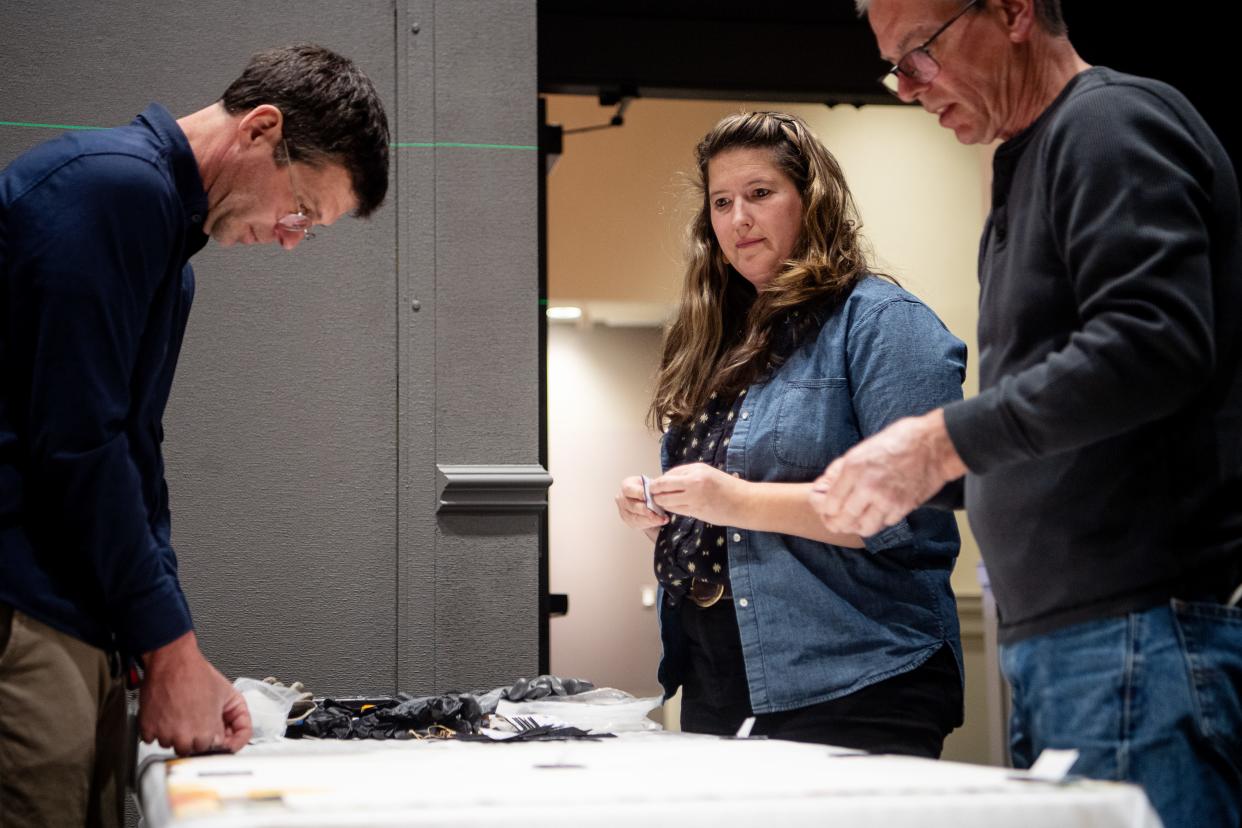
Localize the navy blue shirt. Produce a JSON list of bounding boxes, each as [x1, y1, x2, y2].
[[0, 104, 208, 655]]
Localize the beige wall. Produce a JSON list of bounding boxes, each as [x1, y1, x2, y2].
[[545, 94, 1001, 760], [547, 323, 666, 698], [546, 94, 990, 597]]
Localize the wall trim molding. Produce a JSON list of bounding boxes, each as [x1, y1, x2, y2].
[[436, 464, 553, 513], [958, 593, 984, 642]]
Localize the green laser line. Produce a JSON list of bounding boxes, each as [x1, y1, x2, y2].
[[2, 122, 536, 150], [1, 120, 107, 131], [392, 141, 536, 150]]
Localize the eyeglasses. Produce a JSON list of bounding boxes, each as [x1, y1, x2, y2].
[[879, 0, 981, 97], [277, 140, 315, 241]]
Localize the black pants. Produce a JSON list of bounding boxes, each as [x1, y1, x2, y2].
[[678, 598, 962, 758]]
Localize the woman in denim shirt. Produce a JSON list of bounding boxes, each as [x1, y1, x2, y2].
[[615, 112, 967, 756]]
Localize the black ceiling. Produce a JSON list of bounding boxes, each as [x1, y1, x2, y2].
[[538, 3, 1234, 165], [538, 0, 891, 105]]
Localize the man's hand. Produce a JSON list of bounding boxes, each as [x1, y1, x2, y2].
[[139, 630, 253, 756], [648, 463, 746, 527], [809, 409, 966, 537]]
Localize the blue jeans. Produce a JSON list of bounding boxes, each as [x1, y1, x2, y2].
[[1001, 600, 1242, 828]]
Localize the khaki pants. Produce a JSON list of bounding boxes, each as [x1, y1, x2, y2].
[[0, 603, 127, 828]]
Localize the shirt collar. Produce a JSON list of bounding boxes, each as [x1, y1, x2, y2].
[[133, 102, 209, 248]]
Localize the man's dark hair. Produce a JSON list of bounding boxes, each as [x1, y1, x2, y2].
[[221, 43, 390, 217]]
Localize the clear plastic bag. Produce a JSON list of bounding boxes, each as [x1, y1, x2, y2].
[[495, 687, 663, 733]]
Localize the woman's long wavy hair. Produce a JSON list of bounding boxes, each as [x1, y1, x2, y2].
[[648, 111, 873, 430]]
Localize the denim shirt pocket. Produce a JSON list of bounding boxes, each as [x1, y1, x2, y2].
[[773, 378, 853, 471]]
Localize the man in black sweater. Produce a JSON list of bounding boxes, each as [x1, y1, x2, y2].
[[808, 1, 1242, 825]]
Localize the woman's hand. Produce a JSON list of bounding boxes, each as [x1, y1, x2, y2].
[[615, 475, 670, 542], [648, 463, 746, 527], [636, 465, 863, 548]]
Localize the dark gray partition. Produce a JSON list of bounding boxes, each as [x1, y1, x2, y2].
[[1, 0, 540, 698]]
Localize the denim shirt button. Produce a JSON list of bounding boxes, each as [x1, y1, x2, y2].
[[740, 411, 749, 420], [738, 598, 749, 608], [732, 532, 742, 542]]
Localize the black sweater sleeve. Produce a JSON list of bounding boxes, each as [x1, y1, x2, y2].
[[945, 81, 1218, 473]]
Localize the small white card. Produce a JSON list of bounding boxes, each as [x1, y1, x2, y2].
[[1026, 748, 1080, 782], [641, 474, 667, 517]]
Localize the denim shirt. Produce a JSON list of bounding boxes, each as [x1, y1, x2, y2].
[[658, 276, 967, 713]]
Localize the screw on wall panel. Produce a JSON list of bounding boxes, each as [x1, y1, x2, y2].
[[411, 299, 422, 312], [411, 22, 421, 34]]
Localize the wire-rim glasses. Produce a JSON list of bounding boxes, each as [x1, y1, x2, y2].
[[879, 0, 982, 96], [276, 140, 315, 241]]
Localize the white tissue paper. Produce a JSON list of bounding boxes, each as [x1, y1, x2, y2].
[[233, 677, 303, 743]]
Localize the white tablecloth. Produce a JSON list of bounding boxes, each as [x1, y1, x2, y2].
[[136, 732, 1161, 827]]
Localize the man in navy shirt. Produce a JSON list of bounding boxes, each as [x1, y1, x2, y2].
[[0, 44, 389, 826]]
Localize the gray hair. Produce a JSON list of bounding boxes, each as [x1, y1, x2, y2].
[[854, 0, 1066, 37]]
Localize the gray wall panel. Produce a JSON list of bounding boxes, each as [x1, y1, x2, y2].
[[1, 0, 404, 695], [434, 0, 540, 145], [2, 0, 540, 706], [426, 1, 540, 691], [435, 150, 539, 463], [170, 235, 399, 694], [2, 1, 400, 131], [161, 0, 403, 694], [436, 515, 540, 691], [397, 0, 441, 695]]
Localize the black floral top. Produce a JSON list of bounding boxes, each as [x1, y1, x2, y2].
[[654, 306, 829, 605], [654, 389, 746, 604]]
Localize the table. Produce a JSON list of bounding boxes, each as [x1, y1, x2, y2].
[[136, 732, 1161, 827]]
